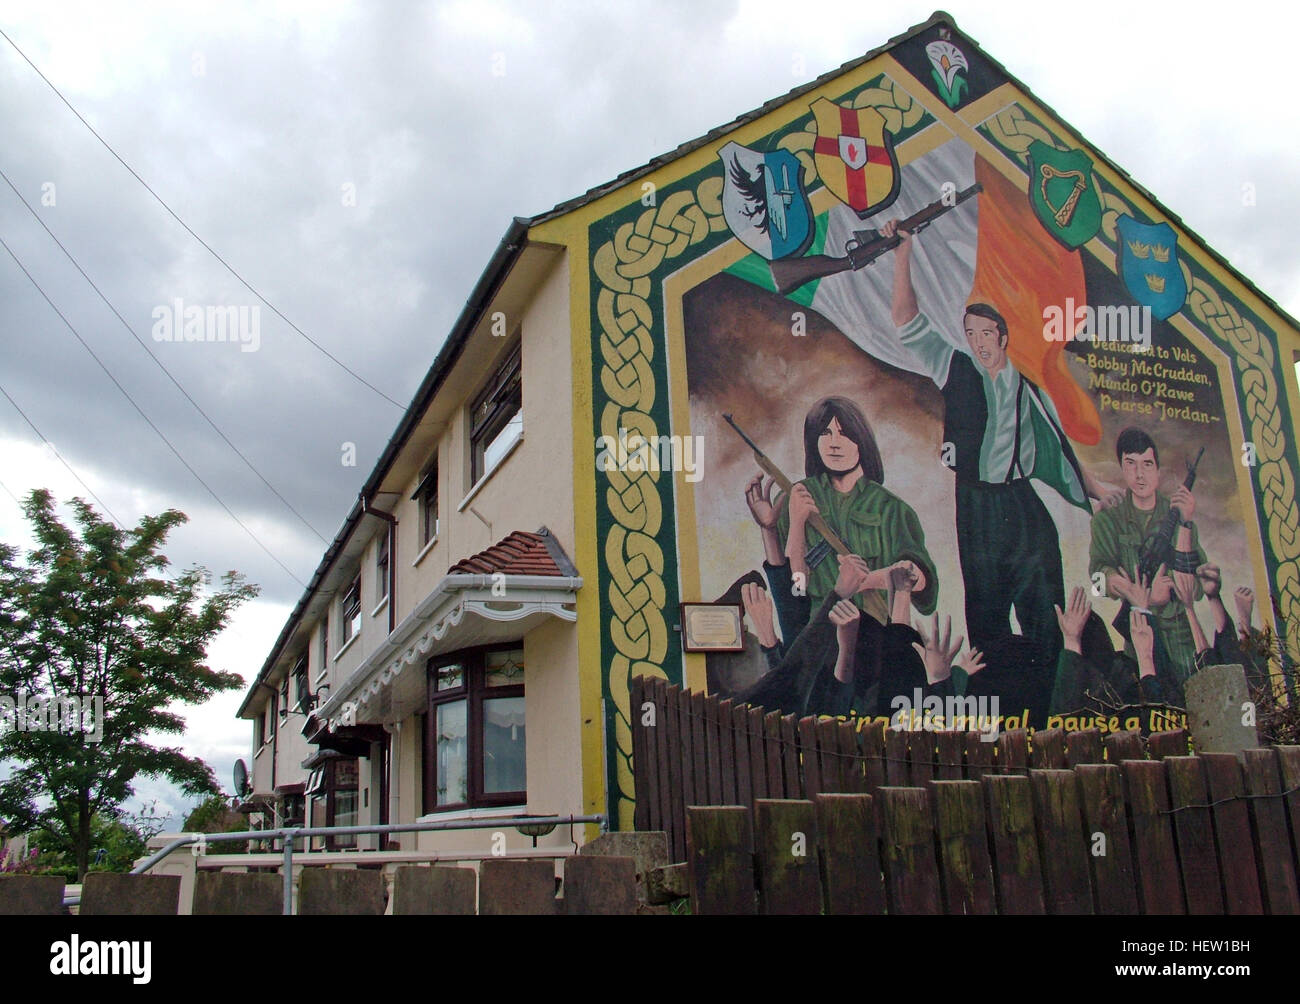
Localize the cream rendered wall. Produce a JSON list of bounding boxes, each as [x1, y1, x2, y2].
[[391, 251, 575, 625]]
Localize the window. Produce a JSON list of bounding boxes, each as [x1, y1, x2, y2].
[[254, 715, 265, 749], [469, 341, 522, 485], [278, 674, 289, 720], [376, 531, 390, 602], [265, 693, 277, 745], [320, 614, 329, 670], [414, 461, 439, 547], [281, 793, 304, 827], [292, 657, 310, 714], [424, 646, 525, 811], [306, 758, 359, 850], [341, 575, 361, 645]]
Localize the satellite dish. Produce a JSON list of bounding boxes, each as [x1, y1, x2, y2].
[[233, 759, 250, 797]]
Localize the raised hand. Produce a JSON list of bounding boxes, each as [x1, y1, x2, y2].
[[887, 559, 927, 596], [828, 599, 860, 685], [834, 554, 873, 599], [912, 612, 964, 686], [1171, 569, 1198, 609], [744, 472, 779, 530], [1053, 586, 1091, 653], [741, 582, 778, 649], [880, 219, 912, 249], [1170, 485, 1197, 521], [1149, 563, 1174, 607], [787, 483, 820, 528], [1234, 586, 1255, 631], [1130, 609, 1156, 676], [955, 646, 986, 677], [1195, 562, 1221, 600]]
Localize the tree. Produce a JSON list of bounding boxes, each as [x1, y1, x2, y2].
[[0, 489, 257, 879], [183, 793, 249, 852]]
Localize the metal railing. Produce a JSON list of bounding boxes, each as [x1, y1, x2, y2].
[[65, 813, 605, 915]]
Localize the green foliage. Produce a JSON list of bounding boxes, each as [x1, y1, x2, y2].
[[182, 794, 249, 852], [0, 490, 258, 879], [1240, 624, 1300, 746]]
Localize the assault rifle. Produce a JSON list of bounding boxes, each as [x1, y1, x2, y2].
[[1112, 446, 1206, 642], [768, 182, 983, 295], [722, 413, 848, 556]]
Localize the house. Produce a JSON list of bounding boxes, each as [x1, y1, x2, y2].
[[237, 11, 1300, 853]]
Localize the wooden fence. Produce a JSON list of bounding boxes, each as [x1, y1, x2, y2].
[[631, 675, 1300, 914]]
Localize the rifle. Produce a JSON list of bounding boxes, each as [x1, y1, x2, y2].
[[1112, 446, 1206, 642], [722, 413, 848, 556], [768, 182, 983, 295]]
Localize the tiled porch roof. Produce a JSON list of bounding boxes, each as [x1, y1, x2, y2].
[[448, 527, 577, 578]]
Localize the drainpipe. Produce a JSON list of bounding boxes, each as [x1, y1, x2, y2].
[[361, 493, 398, 636]]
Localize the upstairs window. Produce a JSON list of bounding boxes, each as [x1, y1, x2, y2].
[[414, 462, 439, 548], [469, 341, 522, 485], [341, 575, 362, 645], [292, 656, 310, 714], [376, 531, 391, 602], [320, 613, 329, 670], [278, 674, 289, 720]]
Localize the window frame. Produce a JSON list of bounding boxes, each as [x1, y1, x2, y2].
[[341, 574, 362, 645], [376, 531, 391, 603], [423, 643, 526, 813], [292, 656, 310, 714], [469, 340, 522, 486], [307, 758, 359, 850], [415, 461, 439, 548]]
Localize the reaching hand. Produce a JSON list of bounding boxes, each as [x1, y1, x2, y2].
[[1234, 586, 1255, 630], [887, 559, 926, 595], [912, 613, 963, 686], [1196, 562, 1222, 600], [741, 582, 778, 649], [1053, 586, 1091, 652], [1149, 563, 1174, 607], [744, 472, 780, 530], [955, 646, 986, 677], [1170, 485, 1197, 522], [834, 554, 873, 599], [787, 483, 820, 528], [1113, 566, 1150, 608], [1171, 569, 1198, 609], [1129, 609, 1155, 676], [880, 219, 913, 252], [828, 598, 860, 636]]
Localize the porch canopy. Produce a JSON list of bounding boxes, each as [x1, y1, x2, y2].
[[313, 530, 580, 732]]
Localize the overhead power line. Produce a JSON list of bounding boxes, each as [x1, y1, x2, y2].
[[0, 26, 405, 411], [0, 381, 124, 528], [0, 234, 307, 588], [0, 166, 329, 544]]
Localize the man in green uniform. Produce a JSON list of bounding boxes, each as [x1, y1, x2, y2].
[[1089, 427, 1205, 699]]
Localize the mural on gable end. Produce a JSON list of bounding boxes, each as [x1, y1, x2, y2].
[[587, 22, 1300, 827]]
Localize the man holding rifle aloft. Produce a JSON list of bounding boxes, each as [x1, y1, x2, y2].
[[882, 218, 1117, 724]]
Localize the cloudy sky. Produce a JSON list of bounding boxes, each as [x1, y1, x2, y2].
[[2, 0, 1297, 826]]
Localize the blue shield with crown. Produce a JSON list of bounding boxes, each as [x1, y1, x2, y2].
[[1116, 216, 1187, 321]]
